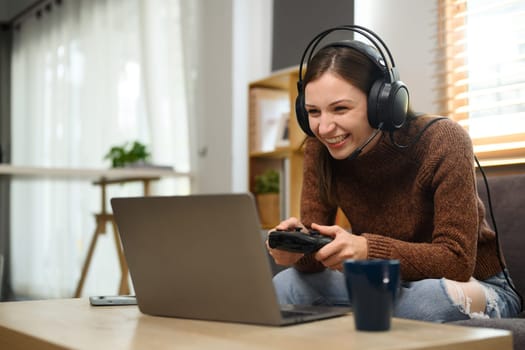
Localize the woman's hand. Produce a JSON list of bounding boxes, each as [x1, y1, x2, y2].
[[265, 217, 305, 266], [311, 223, 368, 271]]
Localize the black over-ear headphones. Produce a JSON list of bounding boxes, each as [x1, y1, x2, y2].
[[296, 25, 409, 136]]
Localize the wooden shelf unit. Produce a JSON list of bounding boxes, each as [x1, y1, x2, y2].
[[248, 67, 304, 227]]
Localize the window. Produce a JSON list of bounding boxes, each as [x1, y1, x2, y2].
[[437, 0, 525, 164]]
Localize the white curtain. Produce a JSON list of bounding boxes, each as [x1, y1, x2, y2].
[[10, 0, 195, 298]]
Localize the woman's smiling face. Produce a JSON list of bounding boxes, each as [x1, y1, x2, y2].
[[304, 71, 379, 160]]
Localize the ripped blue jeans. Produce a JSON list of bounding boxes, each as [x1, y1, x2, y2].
[[273, 268, 521, 322]]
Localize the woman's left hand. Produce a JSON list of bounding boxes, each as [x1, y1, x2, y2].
[[311, 223, 368, 271]]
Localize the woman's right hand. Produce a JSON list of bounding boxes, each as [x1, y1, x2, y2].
[[265, 217, 305, 266]]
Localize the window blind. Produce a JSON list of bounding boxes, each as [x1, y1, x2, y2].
[[437, 0, 525, 164]]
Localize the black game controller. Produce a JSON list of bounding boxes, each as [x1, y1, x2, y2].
[[268, 228, 333, 254]]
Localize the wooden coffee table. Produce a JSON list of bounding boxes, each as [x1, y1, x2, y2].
[[0, 298, 512, 349]]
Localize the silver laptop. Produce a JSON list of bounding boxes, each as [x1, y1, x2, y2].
[[110, 193, 350, 326]]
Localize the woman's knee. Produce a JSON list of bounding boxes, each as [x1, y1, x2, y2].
[[395, 278, 495, 322], [273, 268, 297, 290], [395, 279, 468, 322], [272, 268, 301, 304], [272, 268, 349, 306], [443, 278, 487, 317]]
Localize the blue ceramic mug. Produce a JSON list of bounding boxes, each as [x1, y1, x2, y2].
[[343, 259, 400, 331]]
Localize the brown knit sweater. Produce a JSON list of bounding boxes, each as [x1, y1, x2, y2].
[[296, 115, 503, 282]]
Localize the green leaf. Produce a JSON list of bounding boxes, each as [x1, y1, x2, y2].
[[103, 140, 151, 168], [254, 169, 280, 194]]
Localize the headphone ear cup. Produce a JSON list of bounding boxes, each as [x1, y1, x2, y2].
[[367, 79, 384, 129], [295, 91, 315, 137], [388, 80, 409, 130], [368, 79, 409, 131]]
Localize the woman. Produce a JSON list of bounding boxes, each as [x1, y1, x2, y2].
[[267, 33, 521, 322]]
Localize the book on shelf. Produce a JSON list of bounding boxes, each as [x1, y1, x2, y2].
[[249, 87, 290, 153], [275, 113, 290, 149]]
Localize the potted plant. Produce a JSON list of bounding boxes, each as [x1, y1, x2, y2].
[[104, 141, 151, 168], [254, 169, 280, 228]]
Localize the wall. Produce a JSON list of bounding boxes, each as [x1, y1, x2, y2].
[[354, 0, 438, 114], [271, 0, 354, 71], [190, 0, 234, 193], [231, 0, 273, 192], [190, 0, 274, 194]]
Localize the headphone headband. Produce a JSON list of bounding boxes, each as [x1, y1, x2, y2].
[[298, 25, 397, 85]]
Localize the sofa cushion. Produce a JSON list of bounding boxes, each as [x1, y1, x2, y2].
[[477, 173, 525, 298], [451, 317, 525, 350]]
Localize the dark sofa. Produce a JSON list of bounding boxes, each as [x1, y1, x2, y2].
[[264, 172, 525, 349], [450, 172, 525, 350]]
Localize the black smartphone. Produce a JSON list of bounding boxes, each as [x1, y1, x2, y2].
[[89, 295, 137, 306]]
